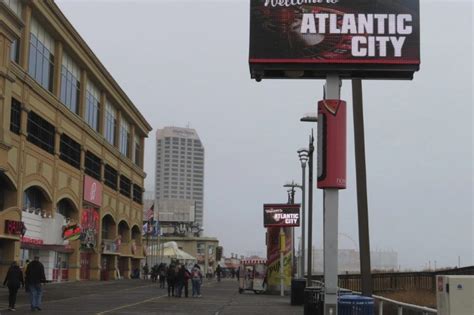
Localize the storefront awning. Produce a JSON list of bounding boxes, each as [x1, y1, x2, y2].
[[21, 243, 74, 254]]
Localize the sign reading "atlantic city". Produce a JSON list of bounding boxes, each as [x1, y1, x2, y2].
[[263, 204, 301, 227], [249, 0, 420, 80]]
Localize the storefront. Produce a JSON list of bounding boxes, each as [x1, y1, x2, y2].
[[20, 195, 75, 282], [80, 175, 102, 280]]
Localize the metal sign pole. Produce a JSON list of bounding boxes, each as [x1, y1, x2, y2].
[[300, 163, 306, 279], [306, 133, 314, 286], [323, 74, 341, 315], [352, 79, 373, 297], [280, 227, 285, 296]]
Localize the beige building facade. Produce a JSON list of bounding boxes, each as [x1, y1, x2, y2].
[[0, 0, 152, 281]]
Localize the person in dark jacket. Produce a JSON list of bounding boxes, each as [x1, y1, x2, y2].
[[176, 265, 191, 297], [158, 263, 167, 289], [25, 256, 46, 311], [3, 261, 24, 311], [166, 264, 176, 297]]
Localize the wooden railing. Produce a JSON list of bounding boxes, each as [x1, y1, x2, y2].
[[309, 266, 474, 293]]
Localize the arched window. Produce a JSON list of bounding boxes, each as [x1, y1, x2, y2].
[[57, 199, 75, 220], [23, 187, 44, 211]]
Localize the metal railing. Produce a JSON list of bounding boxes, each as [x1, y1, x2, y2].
[[307, 280, 437, 315], [373, 294, 437, 315]]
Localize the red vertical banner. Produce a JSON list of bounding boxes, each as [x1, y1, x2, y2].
[[80, 207, 99, 249], [317, 99, 347, 189]]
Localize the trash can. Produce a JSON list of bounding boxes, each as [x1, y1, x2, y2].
[[291, 279, 306, 305], [304, 286, 324, 315], [338, 288, 352, 296], [338, 295, 374, 315]]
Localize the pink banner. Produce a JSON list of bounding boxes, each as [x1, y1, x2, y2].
[[84, 175, 102, 206]]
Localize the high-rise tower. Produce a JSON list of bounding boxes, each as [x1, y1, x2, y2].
[[155, 127, 205, 229]]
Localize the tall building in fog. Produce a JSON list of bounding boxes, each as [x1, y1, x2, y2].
[[155, 127, 205, 228]]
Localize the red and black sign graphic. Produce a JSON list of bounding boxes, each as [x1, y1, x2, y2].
[[5, 220, 26, 236], [249, 0, 420, 80], [263, 204, 300, 227]]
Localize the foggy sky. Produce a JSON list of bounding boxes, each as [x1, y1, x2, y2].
[[56, 0, 473, 269]]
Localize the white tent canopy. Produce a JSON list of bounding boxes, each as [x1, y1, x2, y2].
[[147, 241, 196, 264]]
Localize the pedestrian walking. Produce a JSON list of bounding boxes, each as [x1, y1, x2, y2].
[[176, 265, 191, 298], [176, 265, 185, 297], [159, 264, 166, 289], [191, 264, 203, 298], [216, 264, 222, 282], [150, 264, 158, 282], [142, 263, 149, 280], [3, 261, 24, 311], [174, 264, 181, 296], [166, 264, 176, 297], [25, 256, 46, 312]]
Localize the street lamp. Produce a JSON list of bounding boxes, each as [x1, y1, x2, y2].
[[297, 149, 309, 279], [300, 113, 318, 123], [283, 181, 301, 278]]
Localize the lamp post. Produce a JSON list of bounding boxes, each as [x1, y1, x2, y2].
[[284, 180, 304, 279], [288, 188, 295, 277], [306, 131, 315, 286], [297, 150, 308, 279]]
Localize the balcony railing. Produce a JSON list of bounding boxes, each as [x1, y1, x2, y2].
[[102, 239, 120, 255]]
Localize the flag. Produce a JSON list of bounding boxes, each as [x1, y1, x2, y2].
[[145, 203, 154, 221], [152, 220, 160, 236], [142, 222, 148, 236]]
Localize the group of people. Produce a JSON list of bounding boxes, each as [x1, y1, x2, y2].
[[3, 256, 47, 312], [143, 262, 204, 298]]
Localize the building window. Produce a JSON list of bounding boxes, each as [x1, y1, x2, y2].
[[119, 118, 130, 156], [60, 133, 81, 169], [104, 165, 117, 190], [85, 151, 101, 180], [119, 175, 131, 197], [60, 53, 80, 114], [27, 111, 55, 154], [28, 18, 54, 92], [10, 98, 21, 134], [57, 199, 74, 220], [10, 39, 19, 63], [197, 243, 205, 255], [23, 187, 43, 211], [104, 101, 116, 145], [2, 0, 22, 16], [132, 184, 143, 204], [133, 135, 141, 166], [85, 82, 100, 131]]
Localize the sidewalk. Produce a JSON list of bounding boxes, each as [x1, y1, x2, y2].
[[0, 278, 303, 314]]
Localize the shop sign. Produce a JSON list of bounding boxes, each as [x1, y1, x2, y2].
[[21, 236, 44, 245], [62, 222, 81, 241], [5, 220, 26, 236], [249, 0, 420, 79], [80, 207, 99, 249], [84, 175, 103, 207], [263, 204, 301, 227]]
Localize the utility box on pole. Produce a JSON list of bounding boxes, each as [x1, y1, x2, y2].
[[436, 275, 474, 315]]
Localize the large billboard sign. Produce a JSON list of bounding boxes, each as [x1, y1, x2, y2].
[[263, 204, 300, 227], [249, 0, 420, 80]]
